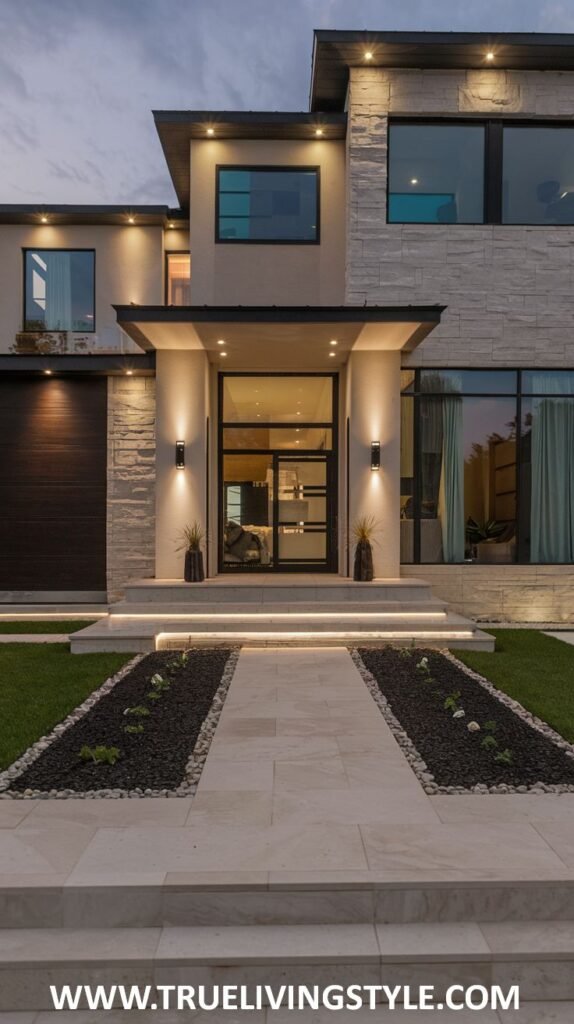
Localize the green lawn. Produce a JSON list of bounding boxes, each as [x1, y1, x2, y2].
[[0, 644, 133, 770], [0, 620, 97, 634], [456, 629, 574, 743]]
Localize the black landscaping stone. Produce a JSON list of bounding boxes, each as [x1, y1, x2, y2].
[[10, 648, 234, 794], [357, 647, 574, 790]]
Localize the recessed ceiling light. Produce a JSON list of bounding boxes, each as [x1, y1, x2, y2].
[[410, 178, 419, 185], [168, 223, 175, 229], [128, 216, 135, 224], [125, 370, 133, 376], [44, 369, 52, 375], [315, 128, 323, 136], [364, 51, 373, 61], [296, 411, 301, 416], [217, 339, 225, 345], [330, 339, 338, 346], [220, 351, 227, 357], [206, 127, 214, 135], [40, 215, 48, 224], [486, 51, 495, 61], [329, 352, 336, 358]]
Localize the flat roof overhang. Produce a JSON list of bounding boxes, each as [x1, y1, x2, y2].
[[114, 304, 444, 369], [153, 111, 348, 209], [0, 205, 188, 228], [311, 30, 574, 110], [0, 354, 156, 375]]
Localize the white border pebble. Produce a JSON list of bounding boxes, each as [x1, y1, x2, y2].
[[350, 646, 574, 795], [0, 647, 240, 800]]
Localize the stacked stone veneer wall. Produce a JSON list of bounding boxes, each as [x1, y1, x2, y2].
[[346, 67, 574, 618], [107, 377, 155, 601], [347, 67, 574, 367]]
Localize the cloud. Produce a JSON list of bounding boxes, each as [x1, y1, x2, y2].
[[0, 0, 573, 203]]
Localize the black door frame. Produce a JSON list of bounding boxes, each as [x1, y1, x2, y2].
[[218, 371, 338, 574]]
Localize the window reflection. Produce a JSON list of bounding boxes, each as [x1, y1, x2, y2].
[[166, 253, 191, 306], [24, 250, 95, 332], [503, 127, 574, 224]]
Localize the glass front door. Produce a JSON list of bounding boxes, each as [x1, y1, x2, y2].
[[219, 374, 337, 572]]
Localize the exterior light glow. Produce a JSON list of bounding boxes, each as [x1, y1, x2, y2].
[[364, 51, 373, 60], [40, 215, 48, 223], [315, 128, 323, 136], [217, 339, 225, 345], [486, 51, 495, 61], [44, 369, 52, 376], [206, 127, 214, 135], [330, 339, 338, 346], [125, 370, 133, 376], [128, 216, 135, 224], [175, 440, 185, 470], [329, 352, 336, 358], [410, 178, 419, 185], [168, 223, 175, 229], [371, 440, 381, 471], [220, 351, 227, 357]]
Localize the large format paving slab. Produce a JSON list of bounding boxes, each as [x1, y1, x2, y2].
[[0, 647, 573, 892]]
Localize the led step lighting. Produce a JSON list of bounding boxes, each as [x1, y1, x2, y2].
[[112, 611, 447, 621], [156, 630, 474, 645]]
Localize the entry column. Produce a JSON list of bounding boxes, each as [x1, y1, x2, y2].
[[347, 349, 401, 578], [155, 349, 209, 579]]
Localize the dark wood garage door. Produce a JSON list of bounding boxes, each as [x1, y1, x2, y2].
[[0, 376, 107, 595]]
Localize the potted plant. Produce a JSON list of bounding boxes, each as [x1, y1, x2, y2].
[[352, 514, 377, 581], [465, 517, 508, 564], [176, 522, 205, 582]]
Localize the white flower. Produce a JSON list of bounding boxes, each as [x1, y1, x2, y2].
[[416, 657, 429, 670], [467, 721, 481, 732], [453, 709, 466, 719]]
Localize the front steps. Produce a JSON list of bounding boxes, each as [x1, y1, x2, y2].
[[70, 577, 494, 653], [1, 880, 574, 1010]]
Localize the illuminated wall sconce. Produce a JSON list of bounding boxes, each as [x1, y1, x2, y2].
[[175, 441, 185, 470], [371, 441, 381, 471]]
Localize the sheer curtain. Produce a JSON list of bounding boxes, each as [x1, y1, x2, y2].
[[45, 252, 72, 330], [530, 374, 574, 562], [439, 397, 465, 562]]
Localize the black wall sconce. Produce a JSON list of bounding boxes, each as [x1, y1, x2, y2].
[[371, 441, 381, 471], [175, 440, 185, 469]]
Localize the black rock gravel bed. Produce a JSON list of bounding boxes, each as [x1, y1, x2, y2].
[[9, 648, 234, 794], [357, 647, 574, 789]]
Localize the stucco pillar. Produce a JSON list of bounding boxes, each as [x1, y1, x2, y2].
[[347, 349, 401, 578], [155, 349, 209, 579]]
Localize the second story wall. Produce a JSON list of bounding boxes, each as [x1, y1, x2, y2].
[[347, 67, 574, 367], [189, 139, 346, 306], [0, 223, 163, 353]]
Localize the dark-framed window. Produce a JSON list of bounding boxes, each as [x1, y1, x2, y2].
[[388, 119, 574, 226], [164, 251, 191, 305], [401, 369, 574, 566], [23, 249, 95, 332], [216, 166, 320, 243]]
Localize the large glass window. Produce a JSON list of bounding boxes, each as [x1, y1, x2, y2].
[[217, 167, 319, 242], [24, 249, 95, 332], [388, 124, 485, 224], [222, 375, 332, 423], [503, 127, 574, 225], [165, 253, 191, 305]]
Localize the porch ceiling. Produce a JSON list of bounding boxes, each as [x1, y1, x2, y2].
[[114, 305, 444, 369]]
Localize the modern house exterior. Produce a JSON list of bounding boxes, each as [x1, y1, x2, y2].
[[1, 30, 574, 637]]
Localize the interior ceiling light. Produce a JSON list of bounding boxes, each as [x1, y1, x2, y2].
[[128, 216, 135, 224], [125, 370, 133, 376], [486, 51, 495, 61], [315, 128, 323, 136], [206, 127, 214, 135], [217, 339, 225, 345], [364, 51, 373, 60], [330, 339, 338, 346], [329, 352, 336, 358], [40, 215, 48, 223]]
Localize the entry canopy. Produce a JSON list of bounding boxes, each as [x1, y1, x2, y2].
[[114, 305, 444, 369]]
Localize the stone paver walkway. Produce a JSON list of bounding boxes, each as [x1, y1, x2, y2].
[[1, 647, 574, 886]]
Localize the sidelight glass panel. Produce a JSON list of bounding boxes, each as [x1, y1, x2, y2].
[[166, 253, 191, 305], [24, 250, 95, 332], [388, 124, 485, 224], [222, 454, 273, 567], [503, 127, 574, 224], [222, 376, 332, 424]]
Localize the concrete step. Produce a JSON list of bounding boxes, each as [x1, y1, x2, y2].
[[3, 880, 574, 931], [123, 578, 438, 605], [0, 921, 572, 1010], [112, 598, 450, 615]]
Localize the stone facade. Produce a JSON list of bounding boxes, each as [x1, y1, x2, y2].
[[346, 67, 574, 368], [346, 66, 574, 619], [106, 377, 155, 601]]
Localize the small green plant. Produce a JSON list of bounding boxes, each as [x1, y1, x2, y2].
[[123, 705, 150, 718], [168, 651, 189, 671], [124, 723, 145, 735], [397, 648, 411, 660], [481, 735, 498, 750], [79, 745, 121, 765], [352, 514, 378, 544], [147, 690, 162, 701], [175, 522, 204, 553], [483, 720, 498, 733], [444, 691, 461, 712], [494, 748, 514, 765], [150, 673, 170, 692]]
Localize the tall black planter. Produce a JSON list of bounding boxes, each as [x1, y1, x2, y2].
[[184, 550, 205, 583], [353, 539, 374, 582]]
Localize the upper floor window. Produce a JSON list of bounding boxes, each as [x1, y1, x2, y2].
[[24, 249, 95, 332], [502, 126, 574, 224], [388, 124, 485, 224], [165, 252, 191, 305], [216, 167, 319, 243], [389, 120, 574, 226]]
